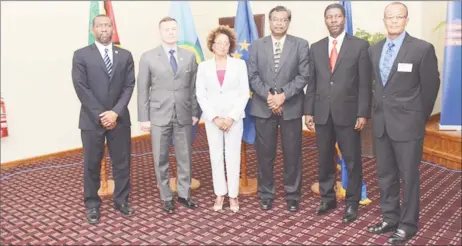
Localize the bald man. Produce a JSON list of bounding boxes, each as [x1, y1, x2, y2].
[[366, 2, 440, 244]]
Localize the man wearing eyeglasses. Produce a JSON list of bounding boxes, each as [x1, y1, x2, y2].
[[248, 6, 309, 212], [304, 3, 372, 223], [367, 2, 440, 244]]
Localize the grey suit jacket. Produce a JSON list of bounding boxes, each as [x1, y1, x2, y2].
[[305, 34, 372, 126], [369, 33, 440, 141], [137, 46, 199, 126], [248, 35, 310, 120], [72, 44, 135, 130]]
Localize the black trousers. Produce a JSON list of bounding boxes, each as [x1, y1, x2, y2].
[[375, 129, 423, 234], [255, 115, 303, 201], [81, 124, 131, 209], [315, 114, 363, 207]]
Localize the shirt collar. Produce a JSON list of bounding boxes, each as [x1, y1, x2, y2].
[[271, 34, 286, 47], [162, 43, 177, 55], [95, 41, 112, 51], [386, 31, 406, 46], [328, 31, 346, 44]]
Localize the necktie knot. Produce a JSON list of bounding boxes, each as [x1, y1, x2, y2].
[[388, 42, 395, 49], [104, 48, 109, 54], [333, 40, 337, 46], [275, 41, 280, 48], [169, 49, 175, 55]]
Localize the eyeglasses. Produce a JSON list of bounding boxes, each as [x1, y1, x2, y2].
[[384, 16, 407, 21], [214, 42, 230, 47], [271, 18, 290, 23]]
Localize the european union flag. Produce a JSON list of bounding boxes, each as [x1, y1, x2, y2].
[[233, 0, 259, 145]]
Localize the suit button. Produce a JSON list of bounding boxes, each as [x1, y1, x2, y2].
[[383, 95, 385, 98], [330, 81, 333, 85]]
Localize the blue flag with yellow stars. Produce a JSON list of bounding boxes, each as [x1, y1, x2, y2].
[[233, 0, 259, 145]]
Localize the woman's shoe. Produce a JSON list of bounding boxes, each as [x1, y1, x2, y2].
[[213, 196, 224, 211], [230, 197, 239, 213]]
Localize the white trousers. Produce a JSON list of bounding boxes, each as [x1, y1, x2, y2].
[[204, 119, 243, 198]]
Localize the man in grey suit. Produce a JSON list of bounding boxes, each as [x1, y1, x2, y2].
[[304, 3, 371, 222], [72, 14, 135, 224], [366, 2, 440, 244], [248, 6, 309, 212], [137, 17, 199, 214]]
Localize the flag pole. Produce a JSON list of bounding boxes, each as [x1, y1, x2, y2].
[[239, 142, 257, 195]]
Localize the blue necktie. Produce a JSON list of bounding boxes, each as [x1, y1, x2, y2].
[[104, 48, 113, 78], [169, 49, 178, 74], [380, 42, 395, 85]]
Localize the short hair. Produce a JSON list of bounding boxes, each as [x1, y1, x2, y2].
[[92, 14, 111, 27], [324, 3, 346, 17], [159, 16, 177, 27], [269, 6, 292, 21], [384, 2, 409, 17], [206, 25, 237, 55]]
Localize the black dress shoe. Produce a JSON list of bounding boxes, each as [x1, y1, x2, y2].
[[367, 221, 398, 234], [86, 207, 100, 224], [287, 200, 299, 212], [259, 199, 273, 210], [342, 205, 358, 223], [163, 200, 175, 214], [178, 197, 196, 208], [114, 203, 133, 216], [316, 201, 337, 215], [387, 229, 415, 245]]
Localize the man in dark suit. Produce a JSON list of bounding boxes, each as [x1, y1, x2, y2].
[[366, 2, 440, 244], [248, 6, 309, 212], [304, 3, 371, 223], [72, 14, 135, 224]]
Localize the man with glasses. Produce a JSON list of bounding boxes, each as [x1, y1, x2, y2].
[[304, 3, 371, 222], [248, 6, 309, 212], [367, 2, 440, 244]]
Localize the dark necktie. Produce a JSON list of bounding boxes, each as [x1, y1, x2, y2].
[[169, 49, 178, 74], [104, 48, 113, 78]]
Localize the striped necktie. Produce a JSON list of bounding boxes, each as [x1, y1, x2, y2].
[[104, 48, 113, 78], [380, 42, 395, 85], [274, 41, 281, 72]]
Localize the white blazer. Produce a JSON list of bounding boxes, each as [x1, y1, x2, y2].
[[196, 56, 250, 122]]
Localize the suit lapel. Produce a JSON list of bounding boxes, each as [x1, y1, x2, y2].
[[276, 35, 294, 75], [156, 46, 175, 76], [374, 39, 386, 88], [263, 36, 275, 74], [332, 34, 351, 74], [91, 44, 109, 77], [386, 34, 412, 85], [110, 45, 119, 81], [319, 38, 331, 75], [175, 48, 187, 79]]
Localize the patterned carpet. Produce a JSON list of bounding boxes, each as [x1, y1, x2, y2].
[[1, 127, 461, 245]]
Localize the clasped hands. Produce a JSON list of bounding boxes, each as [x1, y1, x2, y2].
[[100, 110, 118, 130], [267, 92, 285, 116], [213, 117, 234, 132]]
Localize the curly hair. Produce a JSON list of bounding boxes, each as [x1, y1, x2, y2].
[[206, 25, 237, 55]]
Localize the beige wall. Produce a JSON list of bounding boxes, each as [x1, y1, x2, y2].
[[0, 1, 447, 163]]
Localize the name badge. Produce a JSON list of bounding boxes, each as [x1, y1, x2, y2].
[[398, 63, 413, 72]]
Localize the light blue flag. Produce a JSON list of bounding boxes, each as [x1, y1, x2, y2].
[[168, 1, 205, 144], [233, 0, 259, 145], [338, 1, 371, 205]]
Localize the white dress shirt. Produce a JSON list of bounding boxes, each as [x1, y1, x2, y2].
[[95, 41, 113, 63], [328, 31, 346, 57]]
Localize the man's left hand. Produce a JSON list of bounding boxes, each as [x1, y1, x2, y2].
[[355, 117, 367, 131], [100, 111, 118, 126]]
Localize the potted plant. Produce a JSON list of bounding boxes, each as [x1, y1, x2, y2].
[[354, 28, 386, 158]]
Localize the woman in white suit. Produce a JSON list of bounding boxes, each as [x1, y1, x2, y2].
[[196, 25, 250, 212]]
